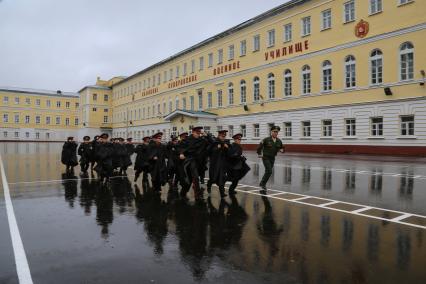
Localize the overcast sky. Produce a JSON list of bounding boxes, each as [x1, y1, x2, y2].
[[0, 0, 288, 92]]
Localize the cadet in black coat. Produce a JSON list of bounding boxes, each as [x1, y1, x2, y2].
[[166, 135, 179, 189], [94, 133, 114, 185], [89, 135, 99, 172], [206, 130, 231, 198], [78, 135, 92, 175], [227, 133, 250, 195], [116, 138, 131, 176], [175, 132, 189, 191], [147, 132, 168, 192], [134, 136, 151, 183], [61, 137, 78, 174]]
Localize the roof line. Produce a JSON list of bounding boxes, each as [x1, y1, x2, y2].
[[113, 0, 308, 87]]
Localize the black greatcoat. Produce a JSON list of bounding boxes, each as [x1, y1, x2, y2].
[[125, 143, 135, 166], [207, 138, 230, 187], [147, 141, 168, 187], [95, 142, 114, 178], [180, 135, 210, 185], [112, 143, 122, 169], [78, 143, 92, 166], [134, 144, 150, 172], [61, 141, 78, 166], [227, 143, 250, 181]]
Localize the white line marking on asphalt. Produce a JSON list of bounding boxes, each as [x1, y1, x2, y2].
[[391, 213, 413, 222], [0, 154, 33, 284], [318, 201, 340, 207], [352, 207, 373, 213]]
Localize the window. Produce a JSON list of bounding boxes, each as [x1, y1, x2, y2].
[[75, 102, 79, 108], [267, 73, 275, 99], [75, 118, 79, 126], [345, 119, 356, 136], [36, 116, 40, 124], [182, 97, 187, 110], [92, 107, 97, 112], [46, 100, 51, 107], [158, 74, 161, 85], [14, 132, 19, 138], [284, 122, 292, 137], [240, 125, 246, 138], [322, 60, 332, 91], [228, 45, 234, 60], [56, 101, 61, 108], [371, 117, 383, 136], [198, 90, 203, 110], [208, 53, 213, 67], [399, 0, 413, 5], [400, 115, 414, 136], [191, 60, 195, 73], [65, 118, 70, 126], [25, 132, 29, 138], [93, 94, 97, 101], [25, 115, 30, 124], [25, 98, 30, 105], [103, 116, 108, 123], [36, 99, 40, 106], [104, 94, 108, 101], [168, 100, 172, 113], [163, 71, 167, 83], [284, 24, 292, 43], [228, 83, 234, 105], [3, 96, 8, 104], [183, 63, 187, 76], [302, 121, 311, 137], [56, 117, 60, 125], [268, 29, 275, 47], [15, 97, 19, 104], [104, 108, 108, 113], [240, 40, 247, 56], [207, 92, 212, 109], [175, 97, 179, 109], [218, 49, 223, 64], [302, 16, 311, 36], [253, 77, 260, 102], [46, 133, 50, 139], [400, 42, 414, 81], [14, 114, 19, 123], [370, 49, 383, 85], [254, 124, 260, 138], [370, 0, 382, 14], [322, 9, 332, 30], [190, 96, 194, 111], [302, 65, 311, 94], [345, 55, 356, 88], [228, 125, 234, 137], [284, 69, 292, 96], [65, 101, 70, 108], [253, 34, 260, 51], [3, 131, 7, 138], [3, 114, 8, 123], [344, 1, 355, 23], [35, 132, 40, 139], [322, 120, 332, 136], [46, 116, 51, 124], [217, 90, 223, 107], [240, 80, 247, 104], [176, 66, 180, 78], [199, 56, 204, 70]]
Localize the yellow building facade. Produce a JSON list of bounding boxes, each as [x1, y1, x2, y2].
[[2, 0, 426, 154]]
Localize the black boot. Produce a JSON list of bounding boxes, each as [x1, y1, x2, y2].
[[219, 187, 227, 199]]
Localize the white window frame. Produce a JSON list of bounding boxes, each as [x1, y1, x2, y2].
[[253, 34, 260, 52], [199, 56, 204, 70], [267, 29, 275, 47], [400, 42, 414, 81], [228, 83, 234, 105], [345, 118, 356, 136], [253, 124, 260, 138], [284, 69, 292, 97], [369, 0, 383, 15], [208, 53, 213, 67], [302, 65, 311, 95], [301, 16, 311, 36], [240, 80, 247, 104], [240, 40, 247, 56], [400, 115, 414, 136], [284, 23, 292, 42], [191, 60, 195, 73], [198, 91, 203, 110], [207, 92, 212, 109], [398, 0, 413, 6], [25, 115, 30, 124], [370, 49, 383, 85], [343, 0, 355, 23], [228, 45, 234, 60], [302, 121, 311, 137], [322, 60, 332, 92], [253, 77, 260, 102], [183, 63, 187, 76], [240, 125, 246, 138], [218, 49, 223, 64], [322, 120, 333, 137], [371, 117, 383, 136], [267, 73, 275, 99], [3, 114, 8, 123], [321, 9, 332, 30], [345, 55, 356, 88], [284, 122, 292, 137], [217, 90, 223, 107]]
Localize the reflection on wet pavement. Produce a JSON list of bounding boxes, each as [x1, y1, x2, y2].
[[1, 143, 426, 283]]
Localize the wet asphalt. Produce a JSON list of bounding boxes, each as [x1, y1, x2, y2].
[[0, 142, 425, 284]]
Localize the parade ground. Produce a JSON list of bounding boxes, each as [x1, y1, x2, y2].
[[1, 142, 426, 284]]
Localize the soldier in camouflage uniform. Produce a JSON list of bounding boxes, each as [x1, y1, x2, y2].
[[256, 126, 284, 191]]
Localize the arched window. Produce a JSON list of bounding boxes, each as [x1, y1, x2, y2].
[[302, 65, 311, 95], [240, 80, 247, 104], [175, 96, 179, 110], [370, 49, 383, 85], [168, 99, 172, 114], [284, 69, 292, 96], [400, 42, 414, 81], [267, 73, 275, 99], [253, 77, 260, 102], [322, 60, 332, 91], [228, 82, 234, 105], [345, 55, 356, 88]]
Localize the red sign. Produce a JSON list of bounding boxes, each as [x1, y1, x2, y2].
[[265, 40, 309, 61], [168, 75, 197, 89], [141, 87, 158, 96], [355, 20, 369, 38], [213, 61, 240, 76]]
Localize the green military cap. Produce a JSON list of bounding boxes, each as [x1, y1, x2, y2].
[[270, 125, 280, 132]]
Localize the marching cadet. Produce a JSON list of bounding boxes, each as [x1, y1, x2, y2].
[[112, 138, 122, 173], [124, 137, 135, 174], [227, 133, 250, 195], [95, 133, 114, 185], [61, 136, 78, 174], [147, 132, 168, 192], [175, 132, 189, 191], [116, 137, 132, 176], [257, 125, 284, 191], [206, 130, 231, 198], [77, 135, 92, 176], [89, 135, 99, 172], [134, 136, 151, 183], [179, 126, 209, 200], [166, 135, 179, 189]]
